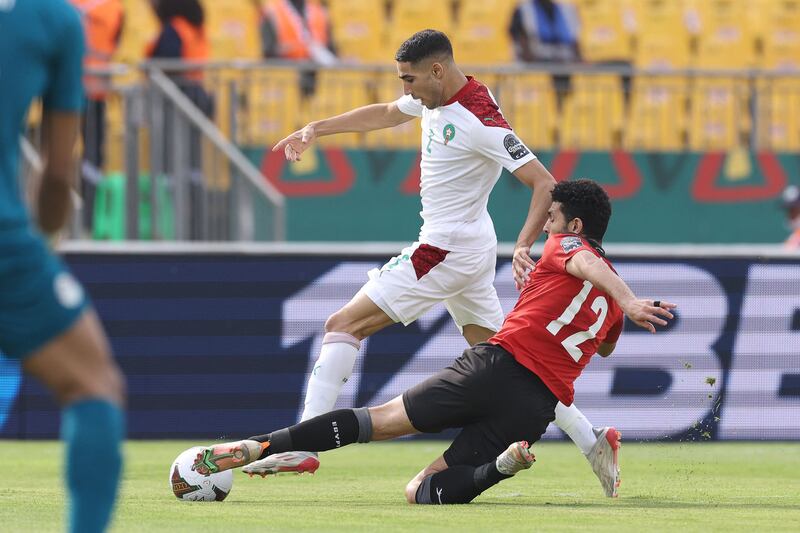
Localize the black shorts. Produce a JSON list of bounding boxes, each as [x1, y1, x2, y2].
[[402, 343, 559, 468]]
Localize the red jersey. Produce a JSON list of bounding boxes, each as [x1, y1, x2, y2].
[[490, 233, 625, 405]]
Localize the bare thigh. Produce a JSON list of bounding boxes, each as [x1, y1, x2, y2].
[[22, 310, 125, 406], [325, 290, 396, 339], [462, 324, 495, 346]]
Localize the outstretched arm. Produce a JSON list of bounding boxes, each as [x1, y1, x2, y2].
[[566, 249, 676, 333], [510, 160, 557, 289], [273, 102, 416, 162]]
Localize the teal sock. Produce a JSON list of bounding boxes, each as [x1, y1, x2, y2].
[[62, 399, 125, 533]]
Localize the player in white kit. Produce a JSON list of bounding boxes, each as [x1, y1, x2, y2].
[[253, 30, 621, 497]]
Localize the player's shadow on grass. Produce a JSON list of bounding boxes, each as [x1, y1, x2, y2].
[[214, 498, 798, 511], [471, 499, 798, 511]]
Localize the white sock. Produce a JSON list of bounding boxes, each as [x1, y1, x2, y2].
[[554, 402, 597, 456], [300, 332, 360, 422]]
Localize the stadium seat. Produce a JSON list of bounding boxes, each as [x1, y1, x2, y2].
[[634, 33, 692, 70], [364, 71, 420, 149], [688, 76, 751, 151], [760, 0, 800, 70], [624, 75, 688, 150], [631, 0, 692, 69], [204, 0, 262, 60], [237, 68, 301, 146], [327, 0, 389, 63], [573, 0, 633, 63], [693, 0, 757, 69], [452, 0, 516, 65], [632, 0, 691, 33], [388, 2, 453, 54], [304, 70, 372, 147], [495, 73, 558, 151], [560, 74, 625, 150], [755, 77, 800, 151]]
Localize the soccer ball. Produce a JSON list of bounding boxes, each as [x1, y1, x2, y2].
[[170, 446, 233, 501]]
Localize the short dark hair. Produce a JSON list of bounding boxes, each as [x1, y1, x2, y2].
[[154, 0, 204, 27], [552, 179, 612, 242], [395, 29, 453, 64]]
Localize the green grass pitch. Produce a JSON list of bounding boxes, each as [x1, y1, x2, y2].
[[1, 441, 798, 532]]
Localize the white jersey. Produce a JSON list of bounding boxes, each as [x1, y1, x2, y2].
[[396, 77, 537, 253]]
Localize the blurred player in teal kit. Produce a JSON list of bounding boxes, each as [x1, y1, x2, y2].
[[0, 1, 125, 532]]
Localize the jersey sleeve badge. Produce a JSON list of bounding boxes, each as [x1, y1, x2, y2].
[[560, 236, 583, 253], [503, 134, 530, 160]]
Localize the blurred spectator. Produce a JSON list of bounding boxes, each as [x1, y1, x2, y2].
[[260, 0, 336, 64], [781, 185, 800, 249], [146, 0, 213, 239], [509, 0, 581, 64], [147, 3, 207, 71], [70, 0, 125, 234], [259, 0, 337, 95], [146, 0, 213, 116]]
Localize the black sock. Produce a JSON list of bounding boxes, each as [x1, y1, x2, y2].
[[415, 462, 511, 505], [473, 460, 511, 492], [248, 408, 372, 460], [415, 466, 480, 504]]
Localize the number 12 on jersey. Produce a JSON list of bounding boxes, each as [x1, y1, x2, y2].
[[546, 280, 609, 362]]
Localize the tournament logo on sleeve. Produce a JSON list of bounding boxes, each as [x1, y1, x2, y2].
[[503, 134, 530, 160], [560, 236, 583, 253]]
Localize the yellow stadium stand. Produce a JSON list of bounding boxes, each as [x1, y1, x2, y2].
[[238, 68, 301, 146], [632, 0, 691, 33], [755, 77, 800, 151], [624, 75, 688, 150], [103, 93, 126, 173], [328, 0, 389, 63], [760, 0, 800, 70], [573, 0, 633, 63], [204, 0, 262, 60], [495, 73, 558, 150], [388, 2, 453, 55], [560, 74, 625, 150], [693, 0, 757, 69], [452, 0, 515, 65], [364, 71, 421, 149], [634, 33, 692, 70], [688, 76, 751, 150], [631, 0, 692, 69], [115, 0, 160, 63], [304, 70, 373, 147]]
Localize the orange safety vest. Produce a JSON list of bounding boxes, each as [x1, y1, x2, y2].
[[146, 17, 210, 81], [265, 0, 329, 60], [71, 0, 124, 100]]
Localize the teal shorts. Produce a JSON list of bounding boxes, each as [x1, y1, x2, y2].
[[0, 227, 88, 360]]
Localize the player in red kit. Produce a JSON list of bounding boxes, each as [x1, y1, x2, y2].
[[189, 179, 676, 504]]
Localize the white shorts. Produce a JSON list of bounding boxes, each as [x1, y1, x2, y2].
[[362, 242, 504, 333]]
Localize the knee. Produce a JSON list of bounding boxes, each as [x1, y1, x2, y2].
[[65, 350, 126, 407], [323, 309, 350, 334], [106, 362, 126, 406], [404, 479, 421, 504]]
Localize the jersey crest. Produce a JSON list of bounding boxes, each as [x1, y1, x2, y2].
[[443, 123, 456, 145]]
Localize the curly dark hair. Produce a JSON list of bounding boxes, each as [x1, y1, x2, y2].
[[551, 179, 612, 242], [395, 29, 453, 64]]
